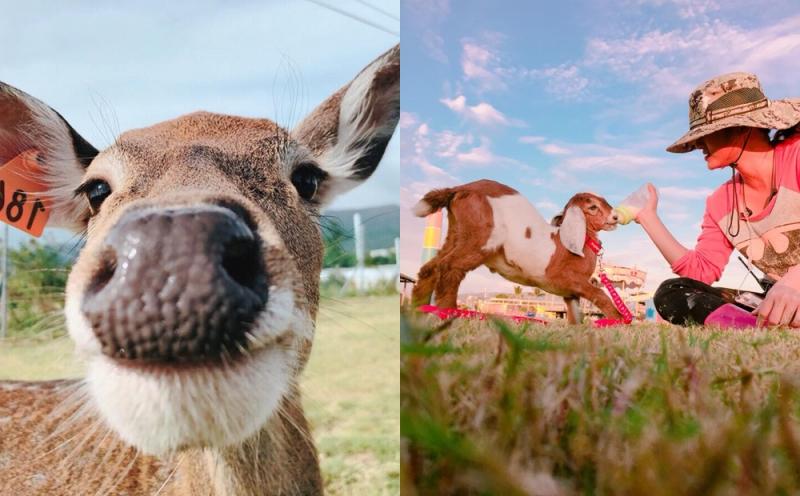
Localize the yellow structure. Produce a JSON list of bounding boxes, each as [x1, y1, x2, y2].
[[420, 210, 442, 263]]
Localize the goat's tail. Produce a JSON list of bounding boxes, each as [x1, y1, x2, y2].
[[412, 187, 456, 217]]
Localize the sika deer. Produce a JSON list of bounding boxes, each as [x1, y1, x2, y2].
[[0, 45, 399, 495], [411, 179, 622, 324]]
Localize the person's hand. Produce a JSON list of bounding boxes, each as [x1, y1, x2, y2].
[[753, 270, 800, 327], [635, 183, 658, 224]]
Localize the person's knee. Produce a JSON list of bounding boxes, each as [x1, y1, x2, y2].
[[653, 277, 723, 325], [654, 278, 691, 307]]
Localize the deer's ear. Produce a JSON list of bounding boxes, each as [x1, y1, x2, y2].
[[292, 44, 399, 206], [0, 82, 97, 231]]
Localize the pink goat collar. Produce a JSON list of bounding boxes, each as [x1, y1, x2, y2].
[[584, 235, 603, 255]]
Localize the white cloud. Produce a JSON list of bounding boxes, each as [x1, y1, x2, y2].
[[404, 0, 450, 23], [456, 137, 495, 165], [539, 143, 572, 155], [562, 153, 662, 172], [525, 64, 589, 100], [470, 102, 512, 125], [399, 112, 418, 129], [534, 200, 560, 213], [519, 135, 546, 144], [659, 186, 714, 199], [440, 94, 514, 125], [630, 0, 721, 19], [401, 119, 461, 184], [404, 0, 450, 65], [461, 38, 507, 92], [422, 32, 448, 63], [435, 130, 473, 158], [585, 16, 800, 100], [544, 141, 696, 185]]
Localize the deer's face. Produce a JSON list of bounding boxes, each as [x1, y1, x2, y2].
[[0, 45, 399, 455]]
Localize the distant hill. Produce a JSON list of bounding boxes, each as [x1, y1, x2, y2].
[[322, 205, 399, 251]]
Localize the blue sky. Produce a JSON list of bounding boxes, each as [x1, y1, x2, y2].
[[400, 0, 800, 294], [0, 0, 399, 247]]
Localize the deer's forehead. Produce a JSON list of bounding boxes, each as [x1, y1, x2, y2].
[[92, 114, 304, 187], [111, 112, 295, 166]]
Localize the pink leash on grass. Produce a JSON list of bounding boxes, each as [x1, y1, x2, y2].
[[585, 236, 634, 327]]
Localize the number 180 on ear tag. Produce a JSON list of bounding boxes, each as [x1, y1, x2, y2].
[[0, 150, 51, 237]]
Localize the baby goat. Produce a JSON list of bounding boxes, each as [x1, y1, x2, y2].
[[411, 179, 622, 324]]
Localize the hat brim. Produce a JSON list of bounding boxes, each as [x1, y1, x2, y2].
[[667, 98, 800, 153]]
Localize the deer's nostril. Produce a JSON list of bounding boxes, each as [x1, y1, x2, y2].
[[221, 235, 261, 290], [87, 247, 117, 296], [83, 205, 270, 364]]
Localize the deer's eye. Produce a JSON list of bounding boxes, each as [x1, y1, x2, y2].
[[291, 163, 327, 202], [77, 179, 112, 215]]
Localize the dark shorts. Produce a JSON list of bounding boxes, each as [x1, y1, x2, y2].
[[653, 277, 763, 326]]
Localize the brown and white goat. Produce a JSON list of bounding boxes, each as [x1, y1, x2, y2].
[[0, 45, 398, 495], [411, 179, 622, 324]]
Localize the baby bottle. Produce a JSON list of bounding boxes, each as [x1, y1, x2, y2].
[[615, 184, 652, 225]]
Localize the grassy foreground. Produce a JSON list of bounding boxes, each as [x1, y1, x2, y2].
[[402, 315, 800, 495], [0, 295, 399, 496]]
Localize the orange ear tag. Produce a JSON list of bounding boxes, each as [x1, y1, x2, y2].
[[0, 150, 51, 237]]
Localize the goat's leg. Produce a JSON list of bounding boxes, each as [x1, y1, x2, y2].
[[433, 251, 486, 309], [577, 284, 623, 320], [564, 296, 583, 324], [412, 258, 440, 307]]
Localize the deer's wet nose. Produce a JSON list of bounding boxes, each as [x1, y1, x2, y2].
[[82, 205, 269, 363]]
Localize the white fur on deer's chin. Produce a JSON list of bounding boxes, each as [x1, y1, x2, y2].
[[86, 347, 292, 455], [64, 277, 313, 455]]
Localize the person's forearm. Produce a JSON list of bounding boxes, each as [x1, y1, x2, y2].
[[637, 211, 689, 266]]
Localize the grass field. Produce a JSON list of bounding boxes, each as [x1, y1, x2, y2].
[[402, 315, 800, 495], [0, 295, 399, 495]]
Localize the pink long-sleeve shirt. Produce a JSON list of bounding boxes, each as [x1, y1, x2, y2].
[[671, 133, 800, 284]]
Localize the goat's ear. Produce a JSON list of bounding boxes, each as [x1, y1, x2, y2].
[[550, 211, 564, 227], [0, 82, 97, 231], [292, 44, 399, 207], [559, 206, 586, 257]]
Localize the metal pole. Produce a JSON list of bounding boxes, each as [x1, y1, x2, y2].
[[353, 213, 365, 294]]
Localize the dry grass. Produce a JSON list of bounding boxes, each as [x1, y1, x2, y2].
[[0, 295, 399, 496], [401, 314, 800, 495]]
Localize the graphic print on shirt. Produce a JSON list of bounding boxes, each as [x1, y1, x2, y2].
[[717, 186, 800, 279]]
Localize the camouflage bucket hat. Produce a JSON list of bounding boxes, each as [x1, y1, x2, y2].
[[667, 72, 800, 153]]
